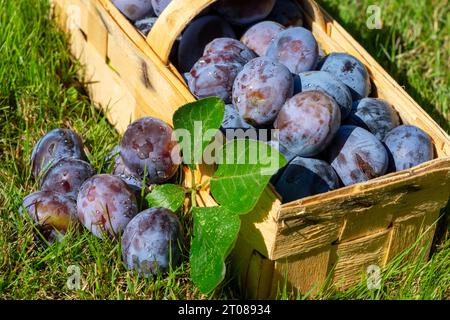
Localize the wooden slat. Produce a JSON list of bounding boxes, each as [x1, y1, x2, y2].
[[272, 246, 331, 298], [384, 211, 439, 263], [331, 229, 390, 291], [244, 250, 275, 299]]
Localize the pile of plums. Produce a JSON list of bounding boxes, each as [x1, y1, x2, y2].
[[21, 118, 183, 276], [114, 0, 433, 203], [110, 0, 435, 203]]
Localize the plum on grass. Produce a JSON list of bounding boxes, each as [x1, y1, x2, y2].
[[134, 16, 158, 35], [266, 27, 319, 74], [112, 0, 155, 21], [297, 71, 353, 119], [267, 0, 304, 27], [346, 98, 400, 140], [274, 91, 341, 157], [214, 0, 276, 26], [122, 207, 183, 276], [104, 146, 148, 196], [188, 53, 246, 103], [120, 117, 181, 184], [274, 157, 340, 203], [328, 125, 389, 186], [40, 158, 95, 199], [203, 38, 256, 63], [178, 16, 236, 73], [384, 125, 434, 172], [21, 191, 77, 242], [319, 52, 371, 100], [31, 128, 86, 180], [241, 21, 285, 56], [77, 174, 138, 238], [233, 57, 293, 126], [151, 0, 171, 16]]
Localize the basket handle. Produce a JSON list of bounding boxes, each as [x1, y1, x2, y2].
[[146, 0, 327, 66], [146, 0, 217, 65]]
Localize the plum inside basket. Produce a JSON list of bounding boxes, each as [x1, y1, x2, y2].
[[111, 0, 445, 205]]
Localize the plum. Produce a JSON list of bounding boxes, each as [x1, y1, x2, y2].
[[151, 0, 171, 16], [77, 174, 138, 238], [134, 16, 158, 35], [274, 157, 340, 202], [203, 38, 256, 63], [233, 57, 294, 126], [268, 139, 297, 163], [383, 125, 434, 171], [188, 52, 246, 103], [319, 52, 371, 100], [346, 98, 400, 140], [241, 21, 285, 56], [266, 27, 319, 74], [31, 128, 86, 180], [178, 16, 236, 73], [122, 207, 183, 276], [214, 0, 276, 26], [21, 191, 77, 242], [120, 117, 181, 184], [274, 91, 341, 157], [104, 146, 148, 195], [328, 125, 388, 186], [268, 0, 304, 27], [297, 71, 353, 119], [40, 158, 95, 199], [220, 104, 254, 132], [112, 0, 155, 21]]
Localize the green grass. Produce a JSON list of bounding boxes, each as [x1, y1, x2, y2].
[[0, 0, 448, 300]]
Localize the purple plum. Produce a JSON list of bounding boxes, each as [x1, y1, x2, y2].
[[328, 125, 389, 186], [31, 128, 86, 180], [266, 27, 319, 73], [383, 125, 434, 171], [122, 207, 183, 276], [21, 191, 78, 242], [241, 21, 285, 56], [233, 57, 294, 126], [40, 158, 95, 199], [274, 91, 341, 157], [319, 52, 371, 100], [346, 98, 400, 140], [120, 117, 181, 184], [77, 174, 138, 238], [274, 156, 340, 202]]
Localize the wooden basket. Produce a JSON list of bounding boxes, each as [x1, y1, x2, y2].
[[50, 0, 450, 298]]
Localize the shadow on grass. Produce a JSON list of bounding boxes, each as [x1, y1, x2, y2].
[[319, 2, 450, 134]]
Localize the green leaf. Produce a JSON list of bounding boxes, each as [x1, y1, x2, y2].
[[190, 206, 241, 294], [210, 139, 287, 215], [145, 184, 185, 212], [172, 97, 225, 169]]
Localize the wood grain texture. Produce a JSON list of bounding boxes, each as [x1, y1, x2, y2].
[[272, 246, 331, 298], [50, 0, 450, 298]]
